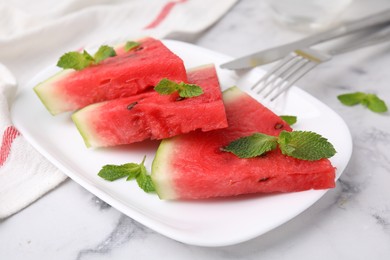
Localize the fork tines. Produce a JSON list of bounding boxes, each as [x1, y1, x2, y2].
[[251, 48, 331, 101]]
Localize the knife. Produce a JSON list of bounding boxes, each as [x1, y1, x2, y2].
[[220, 9, 390, 70]]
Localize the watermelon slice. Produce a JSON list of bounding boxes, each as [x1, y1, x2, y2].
[[151, 87, 336, 200], [34, 37, 187, 115], [71, 64, 228, 148]]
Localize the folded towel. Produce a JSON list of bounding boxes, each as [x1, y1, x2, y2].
[[0, 0, 237, 219]]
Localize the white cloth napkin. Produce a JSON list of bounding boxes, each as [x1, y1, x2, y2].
[[0, 0, 237, 219]]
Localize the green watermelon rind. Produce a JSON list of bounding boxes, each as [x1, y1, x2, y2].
[[71, 103, 104, 148], [33, 43, 125, 116], [220, 85, 245, 103], [151, 139, 178, 199], [151, 86, 243, 200], [34, 69, 76, 115]]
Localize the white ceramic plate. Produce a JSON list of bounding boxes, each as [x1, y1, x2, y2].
[[11, 40, 352, 247]]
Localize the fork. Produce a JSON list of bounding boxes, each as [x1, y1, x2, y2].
[[252, 25, 390, 101]]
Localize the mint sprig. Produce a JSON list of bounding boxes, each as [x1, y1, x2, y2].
[[221, 133, 277, 158], [222, 130, 336, 161], [98, 156, 155, 193], [93, 45, 117, 63], [280, 115, 297, 126], [57, 51, 94, 70], [154, 78, 204, 98], [124, 41, 141, 52], [337, 92, 388, 113], [57, 45, 117, 71], [278, 131, 336, 160]]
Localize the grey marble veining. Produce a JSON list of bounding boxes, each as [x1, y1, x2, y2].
[[76, 215, 149, 260], [2, 0, 390, 259], [91, 196, 112, 211]]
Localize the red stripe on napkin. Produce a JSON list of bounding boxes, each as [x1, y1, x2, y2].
[[143, 0, 187, 29], [0, 126, 20, 167]]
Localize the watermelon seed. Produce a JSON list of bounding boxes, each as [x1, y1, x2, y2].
[[274, 123, 284, 130], [100, 79, 111, 85], [258, 177, 270, 182], [135, 47, 144, 51], [176, 97, 185, 101], [127, 102, 138, 110]]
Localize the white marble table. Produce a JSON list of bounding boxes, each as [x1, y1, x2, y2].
[[2, 0, 390, 259]]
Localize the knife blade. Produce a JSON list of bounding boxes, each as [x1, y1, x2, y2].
[[220, 9, 390, 70], [220, 40, 314, 69]]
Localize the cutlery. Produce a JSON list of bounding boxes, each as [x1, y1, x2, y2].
[[220, 9, 390, 69], [251, 25, 390, 101]]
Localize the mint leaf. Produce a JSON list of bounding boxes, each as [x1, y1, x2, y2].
[[362, 94, 388, 113], [337, 92, 387, 113], [57, 45, 117, 70], [154, 78, 204, 98], [154, 78, 178, 95], [177, 83, 204, 98], [337, 92, 366, 106], [222, 130, 336, 161], [136, 165, 155, 193], [97, 156, 155, 193], [280, 115, 297, 126], [98, 163, 138, 181], [278, 130, 336, 161], [222, 133, 278, 158], [57, 51, 95, 70], [94, 45, 116, 63], [124, 163, 143, 181], [124, 41, 141, 52]]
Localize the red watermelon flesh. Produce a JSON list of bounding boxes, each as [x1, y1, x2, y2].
[[71, 64, 228, 148], [151, 87, 336, 200], [34, 37, 187, 115]]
